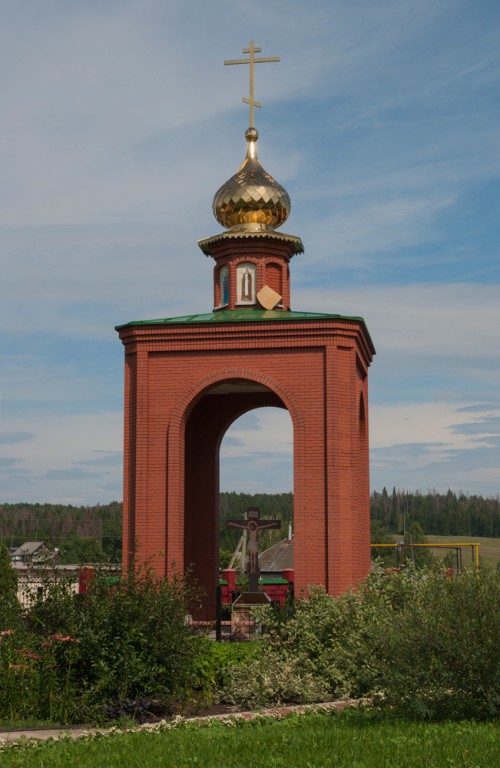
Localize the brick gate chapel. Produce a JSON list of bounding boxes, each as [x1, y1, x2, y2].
[[116, 43, 375, 618]]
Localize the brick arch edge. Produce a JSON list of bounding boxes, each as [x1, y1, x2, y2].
[[169, 368, 305, 436], [164, 368, 305, 584]]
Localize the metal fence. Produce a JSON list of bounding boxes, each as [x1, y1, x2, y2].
[[214, 583, 294, 641], [14, 567, 81, 608], [12, 565, 122, 608]]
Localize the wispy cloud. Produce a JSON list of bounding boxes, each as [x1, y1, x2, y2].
[[0, 432, 33, 445], [297, 283, 500, 368], [370, 402, 500, 494], [0, 411, 122, 504], [1, 0, 500, 502]]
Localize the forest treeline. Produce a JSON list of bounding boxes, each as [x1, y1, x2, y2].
[[219, 492, 293, 553], [0, 501, 122, 562], [371, 488, 500, 538], [1, 489, 499, 563]]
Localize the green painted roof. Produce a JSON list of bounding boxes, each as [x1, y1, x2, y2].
[[115, 308, 366, 330]]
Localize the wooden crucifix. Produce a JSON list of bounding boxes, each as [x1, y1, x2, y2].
[[227, 507, 281, 592]]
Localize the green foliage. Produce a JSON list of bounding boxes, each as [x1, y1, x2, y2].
[[0, 568, 212, 723], [218, 548, 233, 569], [370, 519, 395, 566], [0, 544, 17, 595], [367, 568, 500, 719], [58, 533, 106, 564], [371, 487, 500, 538], [33, 567, 206, 711], [0, 545, 20, 630], [0, 501, 123, 561], [217, 651, 329, 708], [2, 566, 500, 725], [401, 521, 434, 568], [218, 587, 372, 707], [219, 568, 500, 720], [0, 624, 84, 722], [190, 641, 259, 703]]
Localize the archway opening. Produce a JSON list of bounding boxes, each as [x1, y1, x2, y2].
[[183, 378, 294, 617], [219, 406, 293, 574]]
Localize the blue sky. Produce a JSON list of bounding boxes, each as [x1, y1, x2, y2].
[[1, 0, 500, 504]]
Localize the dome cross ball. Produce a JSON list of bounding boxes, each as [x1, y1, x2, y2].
[[213, 127, 291, 231]]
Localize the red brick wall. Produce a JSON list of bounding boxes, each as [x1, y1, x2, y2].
[[209, 238, 294, 311], [118, 315, 373, 618], [265, 262, 282, 300]]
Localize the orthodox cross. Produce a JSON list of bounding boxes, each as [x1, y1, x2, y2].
[[224, 40, 280, 129], [227, 507, 281, 592]]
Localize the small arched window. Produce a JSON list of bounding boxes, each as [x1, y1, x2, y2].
[[219, 266, 229, 306]]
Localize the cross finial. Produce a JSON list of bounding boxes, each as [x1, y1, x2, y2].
[[224, 40, 280, 129]]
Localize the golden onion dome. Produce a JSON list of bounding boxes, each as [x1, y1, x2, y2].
[[213, 128, 291, 231]]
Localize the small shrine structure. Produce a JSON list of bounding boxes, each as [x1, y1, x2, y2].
[[116, 42, 375, 618]]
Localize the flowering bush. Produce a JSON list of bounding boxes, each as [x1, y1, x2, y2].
[[0, 629, 80, 722], [0, 567, 212, 724], [3, 565, 498, 725]]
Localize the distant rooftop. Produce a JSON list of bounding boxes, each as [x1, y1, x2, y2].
[[12, 542, 46, 557], [10, 541, 58, 564], [259, 536, 294, 574]]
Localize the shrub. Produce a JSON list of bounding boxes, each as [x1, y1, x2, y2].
[[36, 567, 207, 709], [367, 567, 500, 719], [0, 628, 81, 722], [191, 639, 259, 700], [218, 568, 500, 720], [217, 587, 375, 706], [1, 566, 212, 723], [217, 651, 329, 708], [0, 544, 20, 630]]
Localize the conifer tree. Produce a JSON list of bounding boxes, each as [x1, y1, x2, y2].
[[0, 543, 19, 629]]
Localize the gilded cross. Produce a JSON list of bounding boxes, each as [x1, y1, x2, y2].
[[224, 40, 280, 129]]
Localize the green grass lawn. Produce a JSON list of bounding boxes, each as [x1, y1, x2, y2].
[[1, 710, 499, 768], [373, 535, 500, 569], [425, 535, 500, 568]]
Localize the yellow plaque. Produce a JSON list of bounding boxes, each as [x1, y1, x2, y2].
[[257, 284, 282, 310]]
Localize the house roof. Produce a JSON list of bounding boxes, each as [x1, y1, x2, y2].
[[12, 542, 46, 557], [259, 536, 294, 573]]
